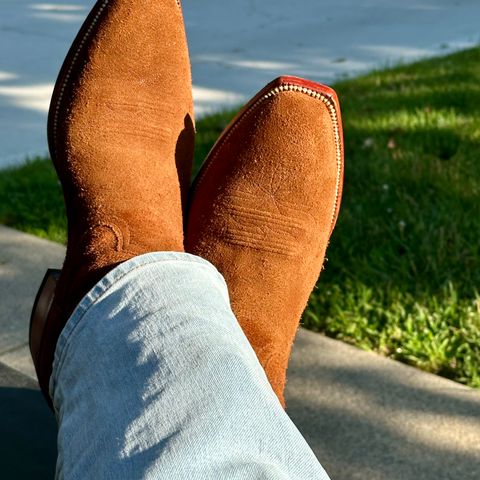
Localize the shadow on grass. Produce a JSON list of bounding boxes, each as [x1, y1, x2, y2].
[[312, 49, 480, 295], [302, 49, 480, 388]]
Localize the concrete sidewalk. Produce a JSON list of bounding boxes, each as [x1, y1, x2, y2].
[[0, 227, 64, 377], [1, 225, 479, 479], [1, 0, 480, 168]]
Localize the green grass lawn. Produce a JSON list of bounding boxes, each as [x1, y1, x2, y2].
[[1, 48, 479, 387]]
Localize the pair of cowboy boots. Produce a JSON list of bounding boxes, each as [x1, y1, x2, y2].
[[30, 0, 344, 409]]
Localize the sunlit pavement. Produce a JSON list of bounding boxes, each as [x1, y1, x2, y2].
[[1, 0, 480, 168]]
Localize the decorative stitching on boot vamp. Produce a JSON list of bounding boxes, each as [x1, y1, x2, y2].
[[220, 193, 307, 257]]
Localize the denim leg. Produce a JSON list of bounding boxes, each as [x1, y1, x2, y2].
[[51, 252, 330, 480]]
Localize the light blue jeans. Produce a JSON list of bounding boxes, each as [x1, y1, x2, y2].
[[50, 252, 331, 479]]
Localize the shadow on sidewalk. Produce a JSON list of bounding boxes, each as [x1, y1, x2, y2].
[[0, 364, 56, 480], [286, 330, 480, 480]]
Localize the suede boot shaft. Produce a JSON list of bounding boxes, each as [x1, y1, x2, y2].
[[31, 0, 194, 405], [186, 77, 344, 405]]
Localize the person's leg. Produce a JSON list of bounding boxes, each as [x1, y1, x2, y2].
[[52, 252, 331, 480]]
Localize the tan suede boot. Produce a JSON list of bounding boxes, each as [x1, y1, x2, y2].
[[30, 0, 194, 407], [185, 76, 344, 406]]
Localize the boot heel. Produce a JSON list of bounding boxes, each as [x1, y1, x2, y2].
[[29, 269, 61, 364]]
